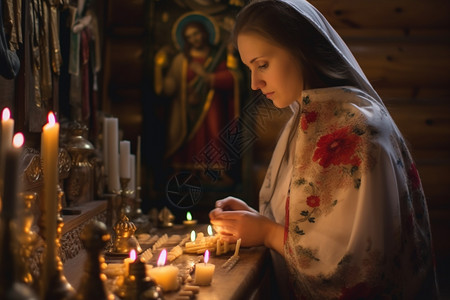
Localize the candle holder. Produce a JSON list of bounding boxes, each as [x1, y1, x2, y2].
[[113, 214, 142, 254], [17, 192, 39, 285], [120, 177, 134, 218], [41, 184, 76, 300], [132, 185, 143, 218]]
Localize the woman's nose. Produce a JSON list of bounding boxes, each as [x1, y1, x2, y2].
[[251, 73, 265, 90]]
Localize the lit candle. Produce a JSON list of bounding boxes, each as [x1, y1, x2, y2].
[[207, 225, 213, 236], [183, 211, 197, 226], [124, 249, 137, 276], [41, 112, 60, 276], [106, 118, 120, 192], [1, 107, 14, 153], [2, 133, 24, 218], [147, 249, 179, 291], [119, 140, 130, 179], [195, 250, 215, 286]]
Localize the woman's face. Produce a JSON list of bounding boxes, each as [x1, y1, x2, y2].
[[237, 32, 305, 108]]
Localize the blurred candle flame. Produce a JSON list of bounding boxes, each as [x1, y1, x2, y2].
[[190, 230, 196, 242], [13, 133, 24, 148], [48, 112, 56, 126], [2, 107, 10, 120], [129, 249, 137, 261], [186, 211, 192, 221], [204, 250, 210, 264], [207, 225, 213, 236], [157, 249, 167, 267]]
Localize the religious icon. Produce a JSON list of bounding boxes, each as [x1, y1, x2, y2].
[[149, 1, 245, 191]]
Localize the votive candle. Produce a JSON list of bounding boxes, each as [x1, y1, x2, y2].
[[148, 249, 179, 291], [195, 249, 215, 285]]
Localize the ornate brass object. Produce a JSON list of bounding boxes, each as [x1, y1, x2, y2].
[[113, 214, 142, 254], [65, 122, 95, 207]]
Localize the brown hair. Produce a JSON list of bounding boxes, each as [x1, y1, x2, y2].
[[233, 0, 360, 89]]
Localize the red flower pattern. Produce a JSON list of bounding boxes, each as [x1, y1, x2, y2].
[[312, 126, 361, 168], [301, 111, 318, 130], [407, 163, 421, 190], [306, 195, 320, 207]]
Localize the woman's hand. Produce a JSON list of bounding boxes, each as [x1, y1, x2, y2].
[[209, 196, 257, 219], [209, 197, 284, 255]]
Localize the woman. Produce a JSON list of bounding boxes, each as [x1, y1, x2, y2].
[[209, 0, 439, 298]]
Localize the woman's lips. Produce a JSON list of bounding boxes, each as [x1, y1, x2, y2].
[[264, 92, 274, 99]]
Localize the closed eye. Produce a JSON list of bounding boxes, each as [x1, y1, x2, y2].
[[258, 63, 268, 70]]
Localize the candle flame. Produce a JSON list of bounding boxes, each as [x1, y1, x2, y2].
[[12, 133, 24, 148], [190, 230, 196, 242], [2, 108, 10, 121], [207, 225, 213, 236], [157, 249, 167, 267], [47, 112, 56, 126], [186, 211, 192, 221], [204, 249, 210, 263], [129, 249, 137, 261]]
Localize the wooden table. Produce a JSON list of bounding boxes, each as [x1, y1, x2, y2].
[[65, 223, 272, 300]]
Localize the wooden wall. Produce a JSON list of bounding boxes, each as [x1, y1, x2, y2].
[[101, 0, 450, 292]]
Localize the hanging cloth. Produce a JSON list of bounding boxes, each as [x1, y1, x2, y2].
[[0, 0, 20, 79]]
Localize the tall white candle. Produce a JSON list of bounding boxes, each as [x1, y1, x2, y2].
[[102, 117, 109, 176], [2, 133, 24, 218], [129, 154, 136, 195], [119, 140, 131, 179], [41, 112, 59, 278], [136, 135, 141, 187], [1, 107, 14, 153], [106, 118, 120, 192]]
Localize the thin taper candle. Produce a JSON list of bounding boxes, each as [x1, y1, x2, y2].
[[41, 112, 60, 287]]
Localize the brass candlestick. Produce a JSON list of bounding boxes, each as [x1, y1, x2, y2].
[[112, 178, 141, 254], [17, 192, 39, 285], [132, 186, 143, 219], [120, 177, 134, 218], [42, 184, 76, 300]]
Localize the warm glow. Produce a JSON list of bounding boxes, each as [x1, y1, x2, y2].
[[157, 249, 167, 267], [47, 112, 56, 126], [2, 108, 10, 120], [129, 249, 137, 262], [12, 133, 24, 148], [186, 211, 192, 221], [207, 225, 213, 236], [204, 250, 210, 264], [190, 230, 196, 242]]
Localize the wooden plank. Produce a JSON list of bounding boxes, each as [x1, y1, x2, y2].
[[387, 102, 450, 150], [309, 0, 450, 29], [108, 38, 144, 86], [417, 163, 450, 208], [376, 87, 450, 102], [348, 40, 450, 88], [107, 0, 145, 28]]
